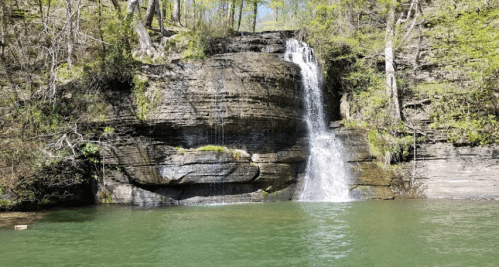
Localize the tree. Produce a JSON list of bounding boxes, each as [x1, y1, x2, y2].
[[237, 0, 244, 31], [252, 0, 257, 32], [65, 0, 74, 69], [384, 0, 424, 121], [184, 0, 188, 27], [173, 0, 181, 25], [228, 0, 236, 28], [145, 0, 156, 28], [110, 0, 121, 11], [157, 0, 166, 35], [127, 0, 163, 59], [384, 0, 401, 120]]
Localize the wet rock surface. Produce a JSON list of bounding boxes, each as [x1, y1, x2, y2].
[[335, 128, 396, 199]]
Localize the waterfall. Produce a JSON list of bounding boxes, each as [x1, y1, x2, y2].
[[284, 39, 350, 202]]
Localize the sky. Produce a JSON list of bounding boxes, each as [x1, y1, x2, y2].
[[258, 5, 272, 19]]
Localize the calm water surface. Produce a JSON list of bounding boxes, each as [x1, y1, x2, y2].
[[1, 200, 498, 266]]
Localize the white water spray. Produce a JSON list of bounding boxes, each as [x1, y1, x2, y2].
[[284, 39, 350, 202]]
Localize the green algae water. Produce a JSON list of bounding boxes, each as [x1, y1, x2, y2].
[[1, 200, 499, 266]]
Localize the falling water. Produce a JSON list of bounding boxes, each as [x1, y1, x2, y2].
[[284, 39, 350, 202]]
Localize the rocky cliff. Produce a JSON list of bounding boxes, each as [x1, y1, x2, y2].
[[337, 127, 499, 200], [96, 30, 499, 206], [96, 31, 309, 206]]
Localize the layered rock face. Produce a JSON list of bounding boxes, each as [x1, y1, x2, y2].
[[338, 127, 499, 200], [400, 143, 499, 199], [97, 31, 308, 206]]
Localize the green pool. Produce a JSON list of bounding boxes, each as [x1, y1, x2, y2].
[[1, 200, 498, 266]]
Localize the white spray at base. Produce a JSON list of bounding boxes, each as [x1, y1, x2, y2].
[[284, 39, 350, 202]]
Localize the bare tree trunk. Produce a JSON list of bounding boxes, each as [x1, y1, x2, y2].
[[385, 0, 401, 121], [48, 0, 52, 20], [172, 0, 181, 25], [0, 1, 13, 78], [184, 0, 188, 27], [136, 22, 154, 52], [227, 0, 235, 28], [192, 0, 196, 29], [227, 1, 231, 26], [237, 0, 243, 31], [347, 1, 354, 31], [110, 0, 121, 11], [36, 0, 44, 22], [127, 0, 161, 59], [252, 0, 257, 32], [161, 0, 165, 20], [156, 0, 165, 36], [98, 0, 106, 60], [145, 0, 156, 28], [65, 0, 73, 68], [127, 0, 139, 14]]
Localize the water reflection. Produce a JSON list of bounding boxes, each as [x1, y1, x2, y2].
[[299, 202, 353, 265], [416, 200, 499, 264]]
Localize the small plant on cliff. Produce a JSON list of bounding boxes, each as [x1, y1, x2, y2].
[[132, 75, 149, 121], [82, 143, 99, 163], [230, 148, 243, 160], [99, 190, 113, 204], [132, 75, 162, 121], [104, 127, 115, 134], [198, 145, 226, 152], [174, 147, 185, 154], [367, 129, 413, 165]]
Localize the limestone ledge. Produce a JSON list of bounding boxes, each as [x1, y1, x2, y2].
[[98, 144, 307, 205]]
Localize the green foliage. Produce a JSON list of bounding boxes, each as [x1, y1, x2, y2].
[[132, 74, 162, 121], [99, 190, 113, 204], [183, 38, 207, 60], [430, 7, 499, 86], [230, 148, 243, 160], [165, 23, 233, 61], [419, 4, 499, 145], [347, 69, 389, 123], [12, 159, 92, 208], [367, 128, 413, 164], [303, 0, 499, 151], [303, 0, 386, 67], [165, 30, 209, 60], [0, 199, 12, 207], [258, 0, 304, 31], [132, 74, 148, 121], [57, 63, 85, 82], [198, 145, 226, 152], [97, 9, 137, 80], [82, 143, 99, 163], [104, 126, 115, 134], [174, 147, 185, 154]]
